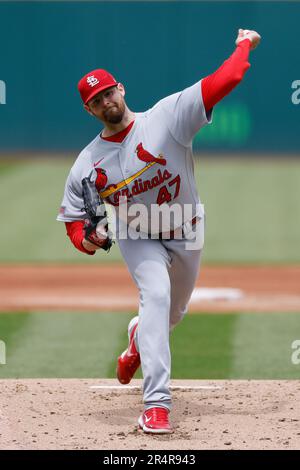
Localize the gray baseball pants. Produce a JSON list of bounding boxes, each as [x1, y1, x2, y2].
[[117, 219, 204, 410]]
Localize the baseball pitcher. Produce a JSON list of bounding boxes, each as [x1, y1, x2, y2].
[[57, 29, 261, 434]]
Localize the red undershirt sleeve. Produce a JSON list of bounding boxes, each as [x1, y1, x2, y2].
[[65, 221, 96, 255], [201, 39, 252, 113]]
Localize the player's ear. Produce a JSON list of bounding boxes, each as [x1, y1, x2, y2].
[[117, 83, 125, 97], [84, 104, 94, 116]]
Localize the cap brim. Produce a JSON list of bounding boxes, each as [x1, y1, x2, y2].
[[84, 84, 117, 104]]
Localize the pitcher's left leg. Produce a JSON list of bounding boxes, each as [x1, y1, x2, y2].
[[163, 234, 202, 331]]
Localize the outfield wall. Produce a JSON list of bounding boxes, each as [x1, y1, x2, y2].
[[0, 1, 299, 153]]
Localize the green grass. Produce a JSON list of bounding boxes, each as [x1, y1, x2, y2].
[[196, 158, 300, 264], [0, 311, 131, 378], [0, 311, 299, 379], [0, 157, 300, 263], [170, 313, 236, 379]]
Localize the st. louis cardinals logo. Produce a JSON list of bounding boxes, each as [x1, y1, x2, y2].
[[87, 75, 99, 87], [135, 143, 166, 166], [93, 143, 180, 206], [95, 168, 108, 192]]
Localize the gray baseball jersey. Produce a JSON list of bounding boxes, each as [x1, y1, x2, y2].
[[57, 80, 212, 233]]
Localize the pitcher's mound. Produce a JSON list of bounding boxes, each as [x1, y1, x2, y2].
[[0, 379, 299, 450]]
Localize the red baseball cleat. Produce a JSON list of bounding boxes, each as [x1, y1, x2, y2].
[[117, 316, 140, 384], [138, 407, 173, 434]]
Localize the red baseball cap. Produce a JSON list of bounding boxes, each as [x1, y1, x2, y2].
[[78, 69, 118, 104]]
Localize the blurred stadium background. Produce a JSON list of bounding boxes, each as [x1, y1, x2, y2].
[[0, 0, 299, 380]]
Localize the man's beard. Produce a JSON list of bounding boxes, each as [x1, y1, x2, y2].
[[104, 103, 125, 124]]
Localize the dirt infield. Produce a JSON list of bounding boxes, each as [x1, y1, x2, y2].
[[0, 379, 299, 450], [1, 264, 300, 313]]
